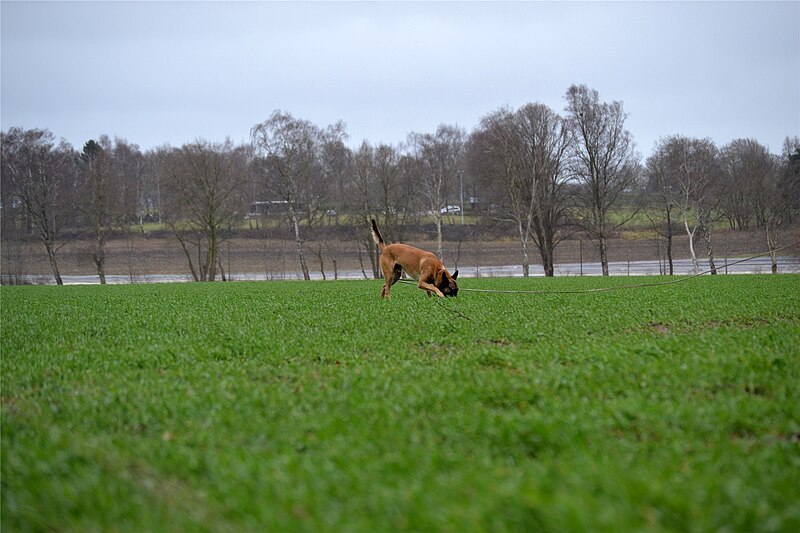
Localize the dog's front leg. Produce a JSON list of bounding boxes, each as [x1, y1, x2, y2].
[[418, 281, 444, 298]]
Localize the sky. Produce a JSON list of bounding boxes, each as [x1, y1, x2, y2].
[[2, 1, 798, 157]]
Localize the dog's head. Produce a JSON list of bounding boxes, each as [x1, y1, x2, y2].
[[436, 268, 459, 297]]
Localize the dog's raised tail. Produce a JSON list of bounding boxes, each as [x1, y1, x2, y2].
[[371, 218, 385, 249]]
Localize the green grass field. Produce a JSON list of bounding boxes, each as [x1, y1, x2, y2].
[[2, 276, 799, 532]]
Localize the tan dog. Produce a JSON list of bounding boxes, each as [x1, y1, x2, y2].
[[371, 219, 459, 299]]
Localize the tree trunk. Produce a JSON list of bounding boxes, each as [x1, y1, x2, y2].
[[593, 201, 610, 276], [684, 219, 699, 274], [93, 230, 107, 284], [316, 243, 326, 281], [217, 257, 227, 281], [518, 221, 530, 277], [36, 218, 63, 285], [173, 228, 200, 281], [545, 232, 555, 277], [666, 235, 674, 276], [290, 209, 310, 280], [701, 221, 717, 275], [94, 253, 106, 285], [207, 227, 219, 282], [435, 214, 443, 259], [357, 242, 370, 280], [766, 224, 779, 274], [536, 226, 556, 277], [665, 207, 674, 276], [598, 234, 609, 276], [521, 242, 530, 277], [44, 241, 63, 286], [539, 246, 554, 277]]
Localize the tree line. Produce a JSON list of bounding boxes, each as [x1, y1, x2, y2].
[[2, 84, 799, 284]]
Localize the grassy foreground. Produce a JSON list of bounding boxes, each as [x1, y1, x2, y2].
[[2, 276, 799, 532]]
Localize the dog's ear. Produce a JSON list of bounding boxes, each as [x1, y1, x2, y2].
[[435, 268, 445, 285], [452, 269, 458, 280]]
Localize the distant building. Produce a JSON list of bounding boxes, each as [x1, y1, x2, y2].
[[245, 200, 290, 218]]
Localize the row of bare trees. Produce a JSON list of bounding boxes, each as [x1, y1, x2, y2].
[[3, 84, 799, 284], [1, 130, 151, 284], [645, 136, 800, 275], [471, 85, 656, 277], [250, 112, 349, 280]]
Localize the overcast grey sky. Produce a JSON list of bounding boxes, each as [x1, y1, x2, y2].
[[2, 1, 798, 156]]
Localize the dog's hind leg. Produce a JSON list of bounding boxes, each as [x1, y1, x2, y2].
[[381, 265, 402, 299], [381, 264, 403, 300], [391, 265, 403, 286]]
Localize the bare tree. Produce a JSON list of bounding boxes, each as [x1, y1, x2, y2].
[[396, 151, 423, 230], [295, 120, 347, 231], [375, 143, 410, 240], [470, 103, 570, 276], [251, 111, 335, 280], [1, 128, 73, 285], [761, 137, 800, 272], [408, 124, 466, 257], [160, 140, 246, 281], [654, 136, 721, 274], [141, 149, 164, 225], [319, 121, 351, 224], [469, 108, 526, 267], [75, 136, 121, 284], [644, 146, 676, 275], [564, 85, 640, 276], [352, 141, 380, 277], [719, 139, 775, 230], [111, 138, 147, 228], [0, 134, 29, 284]]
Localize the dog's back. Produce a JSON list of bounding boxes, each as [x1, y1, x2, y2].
[[380, 243, 438, 274], [372, 220, 436, 268]]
